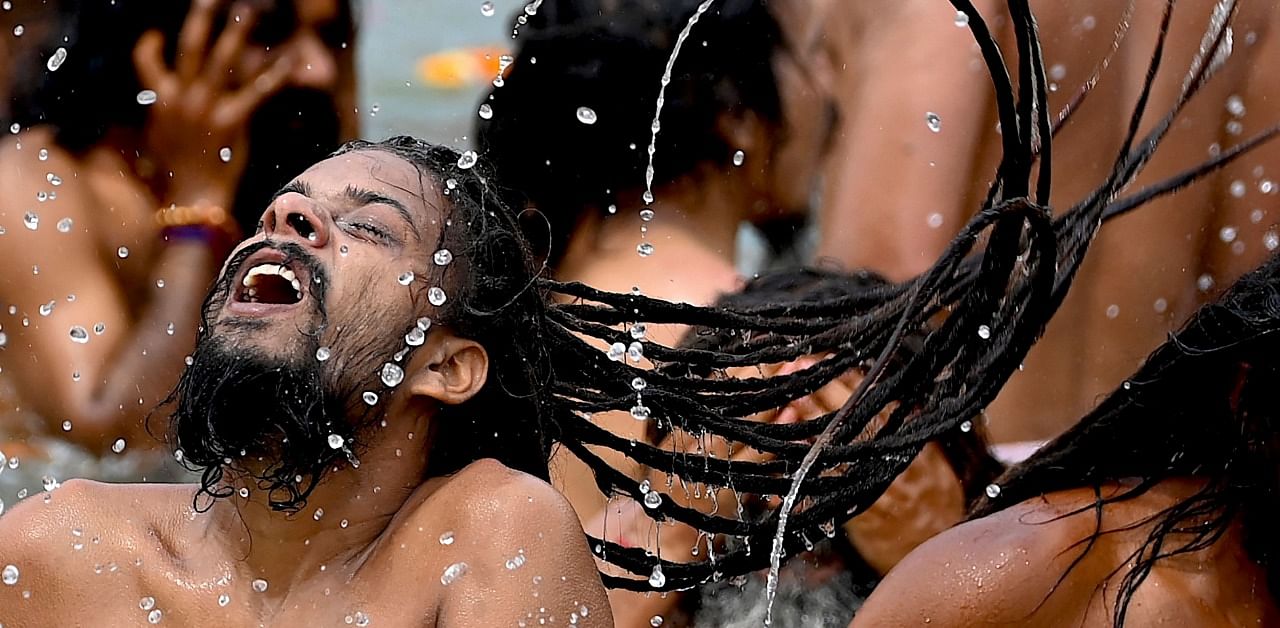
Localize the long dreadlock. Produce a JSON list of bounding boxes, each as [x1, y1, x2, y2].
[[532, 0, 1280, 591]]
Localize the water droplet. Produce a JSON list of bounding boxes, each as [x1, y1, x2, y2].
[[363, 391, 379, 406], [1105, 304, 1120, 319], [959, 420, 972, 433], [440, 562, 469, 585], [219, 147, 232, 163], [1154, 298, 1169, 313], [428, 287, 447, 306], [417, 317, 433, 331], [405, 327, 426, 347], [439, 530, 455, 545], [639, 209, 655, 222], [37, 148, 48, 161], [23, 211, 38, 230], [1265, 231, 1280, 251], [251, 578, 269, 593], [140, 596, 156, 610], [1198, 274, 1216, 292], [643, 491, 662, 509], [69, 326, 89, 344], [56, 217, 72, 232], [12, 24, 22, 36], [1226, 94, 1246, 117], [46, 46, 67, 71], [38, 301, 54, 316], [1049, 64, 1067, 81], [112, 438, 126, 453], [327, 434, 345, 450], [1261, 180, 1276, 195], [648, 565, 665, 588], [380, 363, 405, 387], [927, 213, 944, 229], [985, 483, 1002, 499], [732, 150, 745, 166], [642, 190, 654, 204], [576, 106, 598, 125], [1220, 226, 1238, 243], [398, 271, 415, 285], [976, 325, 991, 340], [631, 377, 647, 391], [953, 10, 969, 26], [505, 550, 527, 570], [626, 341, 644, 363], [313, 508, 325, 521], [218, 594, 230, 607], [433, 249, 453, 266], [457, 150, 478, 170], [354, 612, 370, 627], [2, 564, 19, 585], [117, 246, 130, 259], [41, 475, 58, 491], [606, 342, 626, 362], [62, 420, 72, 431], [1231, 180, 1248, 198], [136, 89, 157, 105], [650, 616, 664, 627], [47, 172, 62, 186], [480, 1, 495, 16], [630, 404, 651, 421], [314, 347, 332, 362], [9, 122, 19, 133], [339, 244, 349, 256], [925, 112, 942, 133], [637, 242, 655, 257]]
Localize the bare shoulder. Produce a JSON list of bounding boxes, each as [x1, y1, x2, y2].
[[409, 459, 612, 627], [0, 480, 196, 620], [853, 488, 1118, 627]]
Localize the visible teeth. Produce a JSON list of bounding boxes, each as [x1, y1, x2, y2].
[[290, 278, 301, 293], [280, 269, 296, 282]]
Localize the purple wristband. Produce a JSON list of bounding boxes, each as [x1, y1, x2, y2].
[[162, 225, 221, 245]]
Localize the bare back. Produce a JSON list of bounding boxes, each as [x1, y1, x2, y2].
[[0, 460, 611, 627]]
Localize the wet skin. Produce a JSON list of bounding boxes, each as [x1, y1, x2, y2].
[[853, 479, 1280, 627], [0, 150, 611, 627]]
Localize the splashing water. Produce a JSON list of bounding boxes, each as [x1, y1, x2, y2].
[[638, 0, 718, 258]]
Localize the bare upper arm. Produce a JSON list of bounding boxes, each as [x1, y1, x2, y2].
[[434, 460, 612, 627], [852, 497, 1106, 627], [0, 134, 135, 426]]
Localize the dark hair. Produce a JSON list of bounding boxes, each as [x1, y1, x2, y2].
[[475, 0, 787, 265], [331, 137, 556, 482], [971, 251, 1280, 624], [8, 0, 355, 152]]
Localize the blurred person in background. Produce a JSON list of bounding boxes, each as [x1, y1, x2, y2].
[[0, 0, 357, 500], [814, 0, 1280, 452], [475, 0, 838, 531]]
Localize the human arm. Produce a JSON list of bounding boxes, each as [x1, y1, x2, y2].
[[0, 2, 292, 452]]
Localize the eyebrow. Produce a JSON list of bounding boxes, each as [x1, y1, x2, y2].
[[341, 185, 417, 236], [272, 180, 313, 202]]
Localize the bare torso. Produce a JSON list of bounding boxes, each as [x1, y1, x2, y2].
[[0, 460, 611, 627], [853, 478, 1279, 627], [819, 0, 1280, 443]]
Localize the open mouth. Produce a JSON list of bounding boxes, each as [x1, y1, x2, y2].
[[230, 249, 312, 311]]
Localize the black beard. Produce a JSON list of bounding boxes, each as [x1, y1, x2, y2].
[[231, 88, 342, 232], [171, 239, 358, 512]]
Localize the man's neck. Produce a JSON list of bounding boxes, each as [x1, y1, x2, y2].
[[199, 409, 434, 597]]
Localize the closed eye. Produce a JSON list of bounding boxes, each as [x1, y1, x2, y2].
[[341, 220, 392, 241]]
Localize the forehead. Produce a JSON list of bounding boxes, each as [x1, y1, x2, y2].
[[297, 150, 442, 220]]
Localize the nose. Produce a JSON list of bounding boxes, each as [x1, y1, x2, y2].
[[260, 194, 330, 248], [288, 34, 338, 90]]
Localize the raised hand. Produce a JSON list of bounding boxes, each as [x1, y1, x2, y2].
[[132, 0, 295, 209]]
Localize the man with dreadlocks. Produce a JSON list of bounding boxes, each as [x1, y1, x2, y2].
[[0, 138, 610, 626], [852, 251, 1280, 627]]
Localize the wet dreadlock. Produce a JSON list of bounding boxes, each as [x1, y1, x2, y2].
[[533, 0, 1280, 591], [971, 250, 1280, 626]]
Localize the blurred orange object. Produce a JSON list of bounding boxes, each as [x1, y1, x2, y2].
[[417, 46, 510, 89]]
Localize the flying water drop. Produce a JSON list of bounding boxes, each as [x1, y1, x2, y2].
[[985, 483, 1002, 499], [380, 363, 405, 387], [925, 112, 942, 133], [219, 147, 232, 163], [327, 434, 345, 449], [362, 392, 379, 405], [251, 579, 269, 593], [647, 565, 665, 589], [46, 46, 68, 71], [732, 150, 745, 166], [440, 562, 469, 586], [428, 287, 447, 306], [398, 271, 415, 285], [457, 150, 478, 170], [576, 106, 598, 125], [112, 438, 126, 453], [316, 347, 331, 361], [405, 327, 426, 347], [480, 1, 495, 16], [57, 217, 72, 232], [637, 242, 655, 257], [642, 491, 662, 509], [23, 211, 38, 230], [433, 249, 453, 266], [606, 342, 626, 362], [69, 326, 89, 344], [2, 564, 18, 585], [136, 90, 157, 105]]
